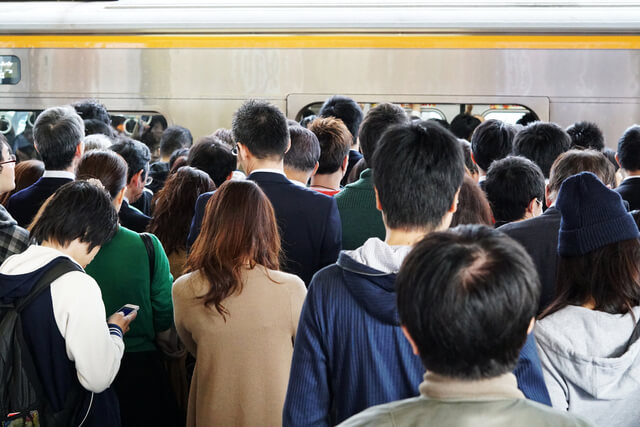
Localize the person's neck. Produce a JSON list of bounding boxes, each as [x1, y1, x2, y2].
[[384, 215, 451, 246], [284, 167, 311, 186], [124, 186, 136, 203], [625, 169, 640, 177], [243, 158, 284, 176], [160, 155, 171, 163], [310, 171, 343, 191]]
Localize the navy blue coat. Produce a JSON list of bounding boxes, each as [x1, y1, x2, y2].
[[187, 172, 342, 284], [119, 200, 151, 234], [7, 177, 73, 228]]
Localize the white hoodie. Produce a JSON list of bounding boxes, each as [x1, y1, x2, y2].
[[535, 305, 640, 427]]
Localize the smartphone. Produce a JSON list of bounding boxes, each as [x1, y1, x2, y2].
[[117, 304, 140, 316]]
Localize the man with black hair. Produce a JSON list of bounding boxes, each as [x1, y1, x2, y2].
[[566, 121, 605, 151], [615, 125, 640, 210], [450, 113, 481, 141], [8, 105, 85, 227], [284, 121, 550, 427], [471, 119, 518, 180], [72, 98, 111, 126], [110, 137, 152, 233], [339, 226, 591, 427], [516, 111, 540, 126], [512, 122, 571, 179], [484, 156, 545, 227], [500, 149, 616, 313], [145, 125, 194, 194], [334, 103, 408, 250], [283, 125, 320, 186], [308, 117, 352, 196], [318, 95, 364, 185], [188, 99, 341, 284], [187, 136, 236, 188]]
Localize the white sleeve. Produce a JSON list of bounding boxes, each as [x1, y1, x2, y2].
[[50, 271, 125, 393]]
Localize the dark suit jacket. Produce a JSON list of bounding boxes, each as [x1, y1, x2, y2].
[[119, 199, 151, 233], [7, 177, 73, 227], [341, 149, 363, 187], [616, 177, 640, 211], [188, 172, 342, 284], [498, 206, 561, 314]]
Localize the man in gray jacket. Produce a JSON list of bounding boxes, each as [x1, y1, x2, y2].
[[339, 225, 592, 427]]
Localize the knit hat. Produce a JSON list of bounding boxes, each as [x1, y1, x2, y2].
[[556, 172, 639, 256]]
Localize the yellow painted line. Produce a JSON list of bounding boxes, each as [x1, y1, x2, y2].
[[1, 34, 640, 49]]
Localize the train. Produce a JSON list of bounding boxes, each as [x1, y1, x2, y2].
[[1, 0, 640, 147]]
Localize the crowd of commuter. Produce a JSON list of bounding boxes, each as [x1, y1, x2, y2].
[[2, 94, 640, 427]]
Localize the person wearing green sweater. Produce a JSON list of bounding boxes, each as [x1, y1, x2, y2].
[[78, 150, 181, 427], [335, 103, 409, 250]]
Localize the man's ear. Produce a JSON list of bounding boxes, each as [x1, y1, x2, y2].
[[545, 184, 553, 207], [526, 197, 538, 214], [225, 171, 233, 182], [615, 153, 621, 168], [374, 186, 382, 212], [449, 188, 460, 213], [312, 162, 319, 177], [132, 168, 145, 186], [401, 325, 420, 356], [75, 141, 84, 158], [470, 151, 478, 166], [341, 155, 349, 172], [527, 317, 535, 335]]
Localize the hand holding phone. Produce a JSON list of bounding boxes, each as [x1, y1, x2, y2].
[[107, 304, 139, 334]]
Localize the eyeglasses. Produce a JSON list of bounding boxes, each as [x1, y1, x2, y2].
[[145, 175, 153, 186], [231, 144, 238, 156], [0, 154, 16, 166]]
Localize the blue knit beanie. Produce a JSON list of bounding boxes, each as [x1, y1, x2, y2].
[[556, 172, 639, 256]]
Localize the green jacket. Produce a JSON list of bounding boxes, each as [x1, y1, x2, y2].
[[335, 169, 385, 250], [86, 226, 174, 352]]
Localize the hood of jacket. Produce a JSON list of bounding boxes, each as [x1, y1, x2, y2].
[[0, 204, 17, 228], [337, 238, 413, 326], [536, 305, 640, 400]]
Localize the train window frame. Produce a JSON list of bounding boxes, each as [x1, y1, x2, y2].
[[0, 56, 21, 85]]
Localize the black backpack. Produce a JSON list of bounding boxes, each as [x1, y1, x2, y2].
[[1, 258, 84, 427]]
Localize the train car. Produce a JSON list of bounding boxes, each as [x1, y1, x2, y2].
[[1, 0, 640, 147]]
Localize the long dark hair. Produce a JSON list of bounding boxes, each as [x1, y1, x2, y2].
[[148, 166, 214, 255], [184, 180, 281, 319], [540, 239, 640, 319]]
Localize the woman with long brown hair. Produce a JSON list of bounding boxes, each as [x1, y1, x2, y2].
[[172, 180, 306, 427], [147, 166, 214, 277]]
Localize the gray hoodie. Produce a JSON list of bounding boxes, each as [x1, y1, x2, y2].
[[535, 305, 640, 427]]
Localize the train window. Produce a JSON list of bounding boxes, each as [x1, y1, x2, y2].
[[0, 56, 20, 85], [109, 113, 168, 141], [482, 105, 530, 125]]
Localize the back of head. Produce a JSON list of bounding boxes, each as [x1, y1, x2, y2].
[[83, 133, 113, 152], [160, 125, 193, 158], [372, 121, 464, 230], [566, 121, 605, 151], [284, 125, 320, 173], [516, 111, 539, 126], [512, 121, 571, 178], [459, 139, 479, 177], [450, 175, 493, 227], [72, 99, 110, 125], [33, 105, 85, 170], [211, 128, 234, 147], [547, 149, 616, 202], [299, 114, 317, 129], [318, 95, 364, 145], [545, 172, 640, 317], [617, 125, 640, 171], [603, 148, 620, 172], [450, 113, 481, 141], [110, 137, 151, 183], [169, 147, 189, 170], [484, 156, 545, 223], [308, 117, 351, 175], [76, 150, 128, 199], [470, 119, 517, 171], [187, 136, 237, 187], [396, 225, 540, 379], [30, 180, 118, 251], [359, 103, 409, 165], [232, 99, 289, 159], [84, 118, 114, 138], [429, 118, 450, 130], [186, 180, 280, 317]]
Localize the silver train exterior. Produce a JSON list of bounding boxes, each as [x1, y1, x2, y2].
[[1, 1, 640, 145]]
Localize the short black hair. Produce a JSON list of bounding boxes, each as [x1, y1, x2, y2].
[[617, 125, 640, 171], [373, 121, 464, 229], [359, 103, 409, 165], [396, 225, 540, 379], [566, 121, 604, 151], [72, 99, 110, 125], [84, 118, 114, 138], [484, 156, 545, 223], [308, 117, 351, 175], [284, 125, 320, 173], [450, 113, 481, 141], [318, 95, 364, 145], [428, 118, 450, 130], [512, 122, 571, 178], [33, 106, 85, 171], [516, 111, 539, 126], [299, 114, 317, 129], [160, 125, 193, 157], [169, 147, 189, 170], [110, 137, 151, 183], [232, 100, 289, 159], [470, 119, 517, 171], [30, 180, 118, 251], [187, 136, 237, 187]]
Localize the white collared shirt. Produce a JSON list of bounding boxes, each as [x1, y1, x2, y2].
[[623, 175, 640, 182], [250, 168, 286, 177], [43, 170, 75, 180], [290, 179, 307, 188]]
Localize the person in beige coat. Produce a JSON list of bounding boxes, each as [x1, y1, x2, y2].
[[173, 180, 306, 426]]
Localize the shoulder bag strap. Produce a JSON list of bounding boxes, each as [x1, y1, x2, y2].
[[140, 233, 155, 283]]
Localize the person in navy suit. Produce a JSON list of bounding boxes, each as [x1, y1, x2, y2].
[[615, 125, 640, 211], [7, 106, 85, 227], [109, 138, 152, 233], [188, 100, 341, 285]]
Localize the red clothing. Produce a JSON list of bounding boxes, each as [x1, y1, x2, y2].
[[310, 186, 341, 197]]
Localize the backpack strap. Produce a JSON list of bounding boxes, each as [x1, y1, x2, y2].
[[16, 258, 82, 313], [140, 233, 155, 283]]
